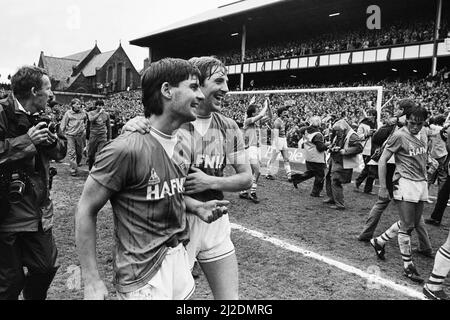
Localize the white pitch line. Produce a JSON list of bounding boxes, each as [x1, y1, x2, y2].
[[230, 222, 425, 300]]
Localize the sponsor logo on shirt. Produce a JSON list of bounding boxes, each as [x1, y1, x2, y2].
[[147, 168, 160, 185], [409, 146, 427, 157], [195, 154, 225, 169], [146, 168, 185, 201]]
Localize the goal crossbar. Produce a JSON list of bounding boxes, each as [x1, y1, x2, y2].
[[227, 86, 384, 128]]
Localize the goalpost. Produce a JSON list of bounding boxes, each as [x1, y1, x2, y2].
[[226, 86, 384, 172]]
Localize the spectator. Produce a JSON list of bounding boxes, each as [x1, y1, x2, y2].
[[60, 98, 87, 176], [86, 100, 111, 170]]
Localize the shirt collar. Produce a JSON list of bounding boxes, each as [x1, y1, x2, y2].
[[15, 98, 31, 115]]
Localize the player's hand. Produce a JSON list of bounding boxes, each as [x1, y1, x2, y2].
[[338, 149, 345, 155], [193, 200, 230, 223], [378, 187, 390, 201], [83, 279, 108, 300], [184, 167, 214, 194], [122, 116, 150, 134], [27, 122, 51, 146], [331, 146, 340, 153]]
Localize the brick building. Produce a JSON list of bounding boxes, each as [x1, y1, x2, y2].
[[38, 43, 140, 95]]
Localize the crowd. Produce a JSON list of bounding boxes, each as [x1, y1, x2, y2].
[[105, 90, 144, 120], [42, 69, 449, 151], [217, 18, 449, 65], [222, 75, 450, 147], [4, 65, 444, 154]]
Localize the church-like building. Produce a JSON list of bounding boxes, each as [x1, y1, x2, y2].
[[38, 43, 140, 95]]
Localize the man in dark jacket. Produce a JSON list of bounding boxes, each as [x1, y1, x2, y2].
[[0, 66, 67, 300], [291, 116, 329, 197], [323, 119, 364, 210], [354, 109, 377, 194]]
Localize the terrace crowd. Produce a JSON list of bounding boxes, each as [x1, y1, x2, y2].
[[217, 18, 449, 65]]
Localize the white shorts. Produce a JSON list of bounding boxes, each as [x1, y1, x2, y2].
[[186, 213, 235, 269], [393, 177, 428, 203], [247, 146, 261, 164], [117, 243, 195, 300], [274, 137, 288, 152]]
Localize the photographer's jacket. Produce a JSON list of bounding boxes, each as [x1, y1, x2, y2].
[[0, 94, 67, 232], [328, 120, 363, 183]]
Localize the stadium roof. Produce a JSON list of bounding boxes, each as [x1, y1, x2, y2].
[[130, 0, 284, 44], [129, 0, 434, 60]]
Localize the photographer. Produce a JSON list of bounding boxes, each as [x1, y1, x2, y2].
[[291, 116, 328, 197], [323, 119, 363, 210], [0, 66, 67, 300]]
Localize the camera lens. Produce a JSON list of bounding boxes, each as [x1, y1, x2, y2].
[[9, 178, 25, 204], [49, 123, 57, 133]]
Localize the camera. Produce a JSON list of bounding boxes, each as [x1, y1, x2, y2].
[[9, 173, 26, 204], [44, 121, 58, 134], [30, 114, 57, 133]]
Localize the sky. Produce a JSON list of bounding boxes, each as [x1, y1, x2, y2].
[[0, 0, 233, 83]]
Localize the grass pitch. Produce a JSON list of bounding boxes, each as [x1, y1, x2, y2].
[[47, 161, 449, 300]]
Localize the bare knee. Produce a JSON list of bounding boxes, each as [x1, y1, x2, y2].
[[200, 254, 239, 300]]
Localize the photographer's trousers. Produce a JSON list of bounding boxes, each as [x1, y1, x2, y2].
[[0, 223, 58, 300]]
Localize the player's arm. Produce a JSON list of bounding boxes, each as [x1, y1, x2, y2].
[[75, 139, 128, 300], [184, 196, 230, 223], [184, 164, 252, 194], [377, 148, 393, 200], [122, 116, 150, 134], [75, 176, 112, 300], [377, 133, 400, 200], [266, 96, 273, 120], [246, 99, 269, 125], [88, 109, 103, 122], [184, 125, 252, 194]]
